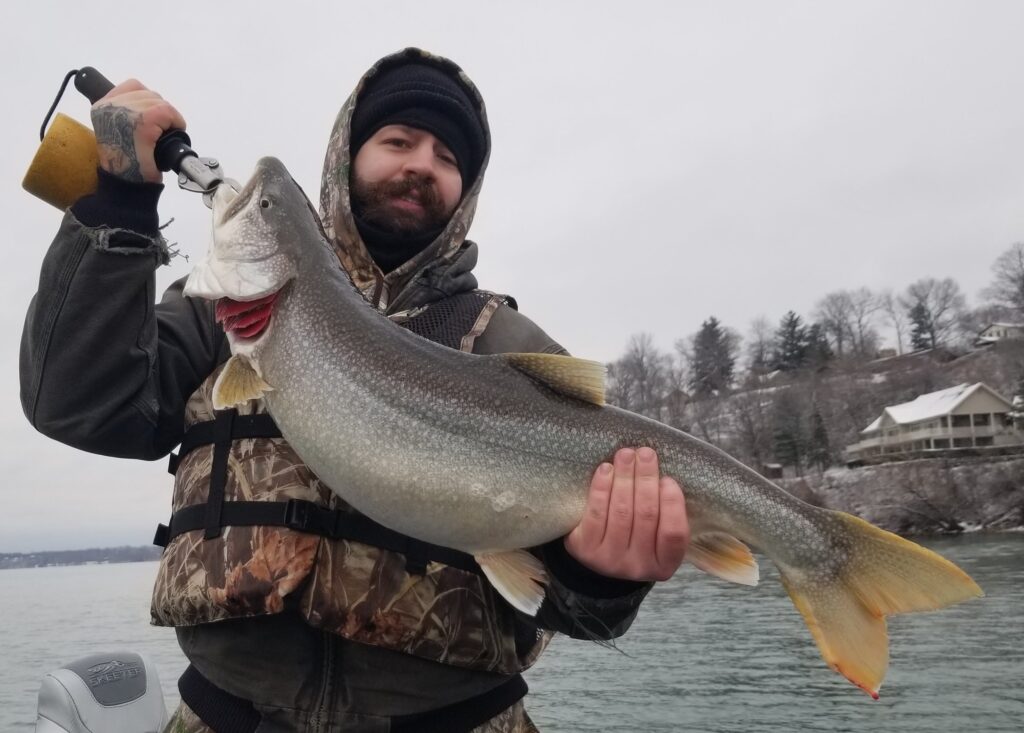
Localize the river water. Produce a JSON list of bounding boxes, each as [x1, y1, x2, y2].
[[1, 533, 1021, 732]]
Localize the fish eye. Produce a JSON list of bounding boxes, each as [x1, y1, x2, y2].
[[260, 198, 272, 209]]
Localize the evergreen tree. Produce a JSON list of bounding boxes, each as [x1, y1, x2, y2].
[[903, 278, 963, 348], [773, 311, 807, 371], [908, 301, 933, 350], [804, 323, 834, 370], [807, 408, 831, 471], [689, 316, 736, 396]]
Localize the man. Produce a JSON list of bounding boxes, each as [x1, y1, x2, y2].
[[21, 48, 689, 731]]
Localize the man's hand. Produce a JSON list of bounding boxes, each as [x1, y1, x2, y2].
[[564, 447, 689, 582], [90, 79, 187, 184]]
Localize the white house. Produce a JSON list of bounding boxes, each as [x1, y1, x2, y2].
[[976, 323, 1024, 347], [845, 382, 1024, 461]]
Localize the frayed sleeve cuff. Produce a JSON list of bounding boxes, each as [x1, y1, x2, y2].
[[71, 168, 164, 237]]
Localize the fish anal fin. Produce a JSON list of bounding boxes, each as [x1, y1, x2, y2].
[[688, 532, 759, 586], [504, 353, 606, 406], [475, 549, 548, 616], [212, 355, 273, 410], [778, 510, 983, 698]]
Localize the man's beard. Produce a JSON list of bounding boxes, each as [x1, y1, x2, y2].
[[351, 175, 450, 236]]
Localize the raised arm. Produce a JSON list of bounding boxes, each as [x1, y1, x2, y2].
[[20, 79, 226, 460]]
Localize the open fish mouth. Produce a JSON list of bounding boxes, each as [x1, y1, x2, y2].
[[216, 292, 280, 340]]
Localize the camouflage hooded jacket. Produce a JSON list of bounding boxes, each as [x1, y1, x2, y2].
[[21, 49, 652, 679]]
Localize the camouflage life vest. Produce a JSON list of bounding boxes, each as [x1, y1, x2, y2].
[[150, 290, 552, 676]]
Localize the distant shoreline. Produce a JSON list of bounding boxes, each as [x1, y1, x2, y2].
[[0, 545, 162, 570]]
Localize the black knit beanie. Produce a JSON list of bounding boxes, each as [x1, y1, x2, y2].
[[350, 62, 486, 185]]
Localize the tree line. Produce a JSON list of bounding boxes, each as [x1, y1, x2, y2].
[[606, 242, 1024, 474]]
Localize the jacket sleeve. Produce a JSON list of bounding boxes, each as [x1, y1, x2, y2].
[[473, 302, 654, 640], [470, 303, 567, 356], [20, 211, 226, 460], [530, 540, 652, 640]]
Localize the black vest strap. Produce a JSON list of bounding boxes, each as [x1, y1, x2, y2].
[[391, 674, 528, 733], [203, 410, 234, 540], [155, 498, 481, 575], [179, 663, 526, 733], [167, 413, 282, 475], [159, 411, 481, 576], [178, 665, 261, 733]]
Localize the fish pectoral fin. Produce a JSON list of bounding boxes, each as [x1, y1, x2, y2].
[[212, 355, 273, 410], [475, 549, 549, 616], [779, 511, 983, 698], [687, 532, 759, 586], [503, 353, 606, 406]]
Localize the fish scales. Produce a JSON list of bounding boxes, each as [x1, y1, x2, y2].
[[183, 157, 982, 698]]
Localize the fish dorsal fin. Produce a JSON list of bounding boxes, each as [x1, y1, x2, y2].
[[475, 549, 549, 616], [504, 353, 606, 406], [688, 532, 759, 586], [212, 355, 273, 410]]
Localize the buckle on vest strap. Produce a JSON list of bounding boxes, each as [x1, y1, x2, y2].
[[153, 523, 170, 548], [283, 499, 339, 536]]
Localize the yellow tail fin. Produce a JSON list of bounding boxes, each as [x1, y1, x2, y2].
[[779, 512, 982, 698]]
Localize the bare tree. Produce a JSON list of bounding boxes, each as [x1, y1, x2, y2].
[[688, 393, 730, 445], [606, 333, 673, 419], [880, 289, 908, 355], [663, 359, 690, 430], [983, 242, 1024, 316], [900, 277, 967, 349], [605, 361, 636, 411], [848, 287, 881, 358], [744, 316, 774, 379], [814, 291, 855, 358], [731, 389, 773, 469]]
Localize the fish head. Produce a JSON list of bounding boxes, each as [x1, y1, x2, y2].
[[184, 156, 327, 357]]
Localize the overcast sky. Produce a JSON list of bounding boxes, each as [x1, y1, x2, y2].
[[1, 0, 1022, 552]]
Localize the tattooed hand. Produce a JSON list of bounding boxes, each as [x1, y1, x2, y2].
[[91, 79, 187, 184]]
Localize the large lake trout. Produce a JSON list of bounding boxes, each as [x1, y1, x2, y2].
[[184, 157, 981, 697]]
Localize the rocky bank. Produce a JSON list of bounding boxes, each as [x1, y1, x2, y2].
[[778, 456, 1024, 535]]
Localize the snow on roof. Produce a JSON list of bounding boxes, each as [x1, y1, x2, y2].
[[886, 383, 977, 423], [978, 322, 1024, 335], [860, 383, 1007, 433]]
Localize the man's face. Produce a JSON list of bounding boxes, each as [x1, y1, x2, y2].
[[351, 125, 464, 235]]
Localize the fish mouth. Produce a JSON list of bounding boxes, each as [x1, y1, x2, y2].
[[216, 291, 280, 341], [216, 157, 285, 226]]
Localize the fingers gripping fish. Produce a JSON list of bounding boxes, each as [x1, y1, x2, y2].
[[183, 157, 982, 698]]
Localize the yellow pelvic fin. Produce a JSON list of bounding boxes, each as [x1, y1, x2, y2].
[[212, 355, 272, 410], [475, 549, 549, 616], [503, 353, 606, 406], [779, 511, 983, 698], [688, 532, 759, 586]]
